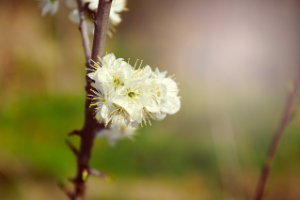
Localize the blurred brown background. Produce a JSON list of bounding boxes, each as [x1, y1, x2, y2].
[[1, 0, 300, 199]]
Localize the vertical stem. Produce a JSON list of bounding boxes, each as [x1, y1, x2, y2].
[[70, 0, 112, 199], [254, 72, 300, 200], [91, 0, 112, 59], [75, 0, 91, 62]]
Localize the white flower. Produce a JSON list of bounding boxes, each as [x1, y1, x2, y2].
[[112, 79, 146, 123], [68, 9, 79, 23], [89, 54, 134, 125], [82, 0, 98, 10], [151, 68, 181, 115], [68, 0, 126, 35], [110, 0, 127, 26], [68, 9, 95, 34], [98, 125, 136, 146], [82, 0, 127, 26], [40, 0, 59, 16], [89, 53, 180, 145], [94, 54, 133, 90]]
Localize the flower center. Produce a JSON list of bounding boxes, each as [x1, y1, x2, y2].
[[128, 91, 136, 98], [113, 76, 124, 88], [157, 90, 161, 97]]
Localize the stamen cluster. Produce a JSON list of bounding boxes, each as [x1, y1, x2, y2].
[[89, 53, 181, 144]]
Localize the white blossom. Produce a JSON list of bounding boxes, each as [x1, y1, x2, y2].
[[82, 0, 98, 10], [68, 9, 95, 34], [66, 0, 126, 35], [82, 0, 127, 26], [110, 0, 127, 26], [98, 125, 136, 146], [40, 0, 59, 16], [151, 68, 181, 115], [89, 53, 181, 144]]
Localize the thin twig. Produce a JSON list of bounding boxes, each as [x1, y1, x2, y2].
[[69, 130, 81, 136], [69, 0, 112, 200], [66, 140, 79, 157], [58, 182, 75, 199], [75, 0, 91, 62], [254, 72, 300, 200]]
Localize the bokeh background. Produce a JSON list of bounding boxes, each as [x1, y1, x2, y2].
[[1, 0, 300, 199]]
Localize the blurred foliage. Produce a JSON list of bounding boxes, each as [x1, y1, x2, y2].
[[1, 94, 300, 200], [0, 94, 218, 178]]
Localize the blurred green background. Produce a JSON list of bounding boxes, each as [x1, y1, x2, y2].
[[1, 0, 300, 199]]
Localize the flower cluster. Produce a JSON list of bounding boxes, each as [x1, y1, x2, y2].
[[40, 0, 127, 35], [89, 54, 181, 144]]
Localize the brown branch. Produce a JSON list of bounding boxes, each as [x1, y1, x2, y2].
[[66, 140, 79, 157], [58, 182, 75, 199], [69, 1, 112, 200], [91, 0, 112, 60], [69, 130, 81, 136], [76, 0, 91, 62], [254, 72, 300, 200]]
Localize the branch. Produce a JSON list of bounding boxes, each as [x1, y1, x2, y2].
[[76, 0, 91, 62], [254, 72, 300, 200], [69, 1, 112, 199], [91, 0, 112, 60], [69, 130, 81, 137], [66, 140, 79, 157], [58, 181, 75, 199]]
